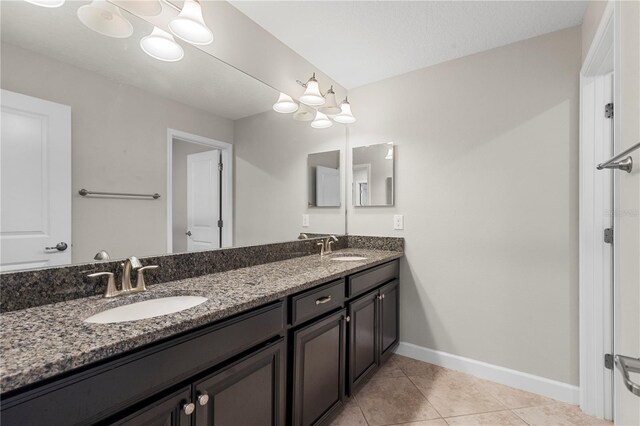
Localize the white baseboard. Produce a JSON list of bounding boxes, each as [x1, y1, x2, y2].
[[395, 342, 579, 405]]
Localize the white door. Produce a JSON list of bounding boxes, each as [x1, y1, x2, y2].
[[186, 149, 220, 251], [613, 1, 640, 424], [0, 90, 71, 271], [316, 166, 340, 207]]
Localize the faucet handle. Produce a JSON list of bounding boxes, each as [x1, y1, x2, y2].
[[135, 265, 158, 292], [317, 242, 325, 256], [87, 272, 119, 298]]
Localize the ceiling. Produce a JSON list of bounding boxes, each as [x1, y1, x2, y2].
[[229, 1, 588, 89], [1, 0, 276, 120]]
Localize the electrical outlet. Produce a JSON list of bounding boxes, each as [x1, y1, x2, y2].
[[302, 214, 310, 228], [393, 215, 404, 230]]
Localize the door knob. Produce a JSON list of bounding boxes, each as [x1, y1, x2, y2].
[[185, 231, 192, 237], [615, 355, 640, 397], [182, 402, 195, 415], [45, 242, 68, 252]]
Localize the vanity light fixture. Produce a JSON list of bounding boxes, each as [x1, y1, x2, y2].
[[140, 26, 184, 62], [293, 104, 315, 122], [273, 93, 299, 114], [112, 0, 162, 17], [333, 97, 356, 124], [311, 111, 333, 129], [168, 0, 213, 45], [24, 0, 65, 7], [77, 0, 134, 39], [319, 86, 341, 115], [299, 73, 326, 106]]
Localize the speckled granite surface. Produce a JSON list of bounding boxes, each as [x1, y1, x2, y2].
[[0, 248, 402, 393], [0, 237, 348, 313]]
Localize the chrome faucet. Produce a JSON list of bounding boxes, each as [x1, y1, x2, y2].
[[317, 235, 339, 257], [88, 256, 158, 298]]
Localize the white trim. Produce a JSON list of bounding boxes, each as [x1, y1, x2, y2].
[[578, 1, 615, 420], [166, 128, 233, 253], [395, 342, 580, 405]]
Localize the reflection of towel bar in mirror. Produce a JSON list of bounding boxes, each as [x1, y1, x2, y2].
[[78, 189, 161, 200]]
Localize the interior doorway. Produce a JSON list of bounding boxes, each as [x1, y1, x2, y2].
[[166, 129, 233, 253]]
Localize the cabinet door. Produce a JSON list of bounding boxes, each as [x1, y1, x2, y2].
[[291, 309, 347, 426], [379, 279, 399, 362], [193, 339, 285, 426], [112, 386, 192, 426], [347, 289, 379, 394]]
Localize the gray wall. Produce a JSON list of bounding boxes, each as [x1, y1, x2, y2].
[[308, 150, 340, 206], [1, 43, 234, 263], [234, 111, 346, 246], [347, 27, 581, 385], [171, 140, 218, 253], [581, 0, 608, 62]]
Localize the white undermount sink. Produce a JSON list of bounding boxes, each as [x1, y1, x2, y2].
[[84, 296, 208, 324], [330, 255, 368, 261]]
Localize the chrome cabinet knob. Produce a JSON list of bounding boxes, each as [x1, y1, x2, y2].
[[182, 402, 195, 415], [197, 392, 209, 406]]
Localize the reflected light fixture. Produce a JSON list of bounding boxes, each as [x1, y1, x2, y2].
[[112, 0, 162, 17], [299, 73, 325, 106], [385, 145, 394, 160], [273, 93, 299, 114], [333, 98, 356, 124], [24, 0, 65, 7], [319, 86, 341, 115], [77, 0, 134, 39], [293, 104, 315, 122], [311, 111, 333, 129], [140, 27, 184, 62], [168, 0, 213, 45]]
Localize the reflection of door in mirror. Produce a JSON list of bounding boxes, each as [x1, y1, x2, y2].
[[0, 90, 71, 271], [353, 164, 371, 206], [316, 166, 340, 207], [170, 134, 231, 254]]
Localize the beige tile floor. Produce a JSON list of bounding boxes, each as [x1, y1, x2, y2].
[[330, 355, 612, 426]]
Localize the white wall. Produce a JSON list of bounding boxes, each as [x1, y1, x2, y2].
[[234, 111, 346, 246], [581, 1, 609, 63], [347, 27, 581, 385], [1, 43, 234, 263]]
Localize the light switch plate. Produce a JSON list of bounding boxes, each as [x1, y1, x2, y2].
[[302, 214, 310, 228], [393, 215, 404, 230]]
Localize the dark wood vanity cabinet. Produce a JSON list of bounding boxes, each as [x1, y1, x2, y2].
[[290, 309, 347, 426], [1, 259, 400, 426]]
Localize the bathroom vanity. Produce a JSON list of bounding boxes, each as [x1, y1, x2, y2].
[[0, 250, 401, 426]]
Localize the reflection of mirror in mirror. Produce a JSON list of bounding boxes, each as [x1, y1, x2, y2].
[[308, 151, 341, 207], [0, 1, 346, 272], [352, 143, 394, 207]]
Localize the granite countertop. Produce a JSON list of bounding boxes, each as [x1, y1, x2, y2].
[[0, 249, 402, 393]]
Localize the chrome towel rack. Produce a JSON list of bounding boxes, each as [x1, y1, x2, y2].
[[78, 189, 161, 199], [597, 141, 640, 173]]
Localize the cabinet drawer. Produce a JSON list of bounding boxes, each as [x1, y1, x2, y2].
[[347, 260, 398, 298], [290, 279, 345, 326], [1, 302, 285, 426]]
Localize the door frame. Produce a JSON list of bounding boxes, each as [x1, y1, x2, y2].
[[578, 1, 615, 420], [166, 128, 233, 252]]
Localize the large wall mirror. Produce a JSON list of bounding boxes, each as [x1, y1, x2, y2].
[[0, 1, 346, 271], [352, 143, 394, 207]]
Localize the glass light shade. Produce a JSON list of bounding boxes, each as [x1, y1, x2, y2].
[[319, 87, 341, 115], [24, 0, 65, 7], [77, 0, 134, 39], [112, 0, 162, 16], [293, 104, 315, 122], [311, 111, 333, 129], [140, 27, 184, 62], [299, 76, 325, 106], [168, 0, 213, 45], [385, 147, 393, 160], [333, 100, 356, 124], [273, 93, 299, 114]]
